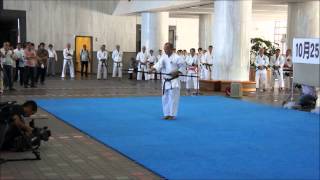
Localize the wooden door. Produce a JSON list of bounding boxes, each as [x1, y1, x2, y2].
[[75, 36, 93, 73]]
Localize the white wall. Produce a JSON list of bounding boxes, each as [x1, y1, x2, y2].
[[251, 14, 287, 45], [169, 17, 199, 50], [4, 0, 137, 52]]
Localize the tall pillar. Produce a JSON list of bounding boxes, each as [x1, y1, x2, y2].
[[212, 0, 252, 81], [287, 1, 319, 49], [199, 14, 213, 49], [141, 12, 169, 53], [287, 1, 320, 114]]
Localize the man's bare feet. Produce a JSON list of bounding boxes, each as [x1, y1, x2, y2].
[[167, 116, 176, 120], [162, 116, 170, 120]]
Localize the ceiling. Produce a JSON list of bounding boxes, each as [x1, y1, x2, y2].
[[168, 1, 289, 16]]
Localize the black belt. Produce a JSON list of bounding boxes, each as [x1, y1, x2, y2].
[[100, 59, 107, 67], [115, 62, 122, 68], [162, 77, 178, 95], [205, 64, 212, 71], [139, 63, 147, 69]]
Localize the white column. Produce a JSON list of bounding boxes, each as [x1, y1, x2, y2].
[[199, 14, 213, 49], [287, 1, 320, 114], [212, 0, 252, 81], [287, 1, 320, 49], [141, 12, 169, 53]]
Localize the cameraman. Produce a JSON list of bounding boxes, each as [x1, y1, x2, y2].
[[1, 100, 37, 150]]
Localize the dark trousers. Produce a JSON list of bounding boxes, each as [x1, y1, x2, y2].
[[81, 61, 88, 77], [14, 67, 24, 85], [24, 66, 35, 87], [3, 65, 13, 89], [36, 67, 47, 83]]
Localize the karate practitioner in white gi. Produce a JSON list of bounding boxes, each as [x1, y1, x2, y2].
[[112, 45, 123, 78], [150, 43, 185, 120], [156, 49, 163, 80], [186, 48, 199, 95], [255, 48, 269, 91], [61, 43, 75, 79], [203, 46, 213, 80], [136, 46, 148, 80], [97, 45, 108, 80], [147, 49, 156, 80], [270, 48, 285, 90]]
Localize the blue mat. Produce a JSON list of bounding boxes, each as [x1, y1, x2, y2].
[[36, 96, 320, 180]]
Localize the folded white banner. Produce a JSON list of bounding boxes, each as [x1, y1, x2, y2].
[[292, 38, 320, 64]]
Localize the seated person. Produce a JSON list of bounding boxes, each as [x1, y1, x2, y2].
[[0, 100, 37, 150], [283, 84, 318, 111]]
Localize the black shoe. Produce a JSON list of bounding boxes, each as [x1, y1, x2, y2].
[[24, 85, 28, 88], [30, 85, 37, 88], [9, 88, 16, 91]]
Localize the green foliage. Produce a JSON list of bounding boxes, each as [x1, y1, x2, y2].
[[251, 38, 278, 57]]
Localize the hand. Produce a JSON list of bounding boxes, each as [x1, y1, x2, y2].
[[25, 126, 33, 137], [170, 71, 180, 78], [149, 67, 156, 74]]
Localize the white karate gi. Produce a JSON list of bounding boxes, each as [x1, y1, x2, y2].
[[179, 55, 187, 82], [153, 53, 185, 117], [270, 55, 285, 88], [136, 51, 148, 80], [203, 52, 213, 80], [147, 54, 157, 80], [97, 50, 108, 79], [112, 49, 123, 78], [156, 54, 162, 79], [186, 54, 199, 90], [255, 54, 269, 89], [61, 48, 74, 78], [198, 53, 205, 79]]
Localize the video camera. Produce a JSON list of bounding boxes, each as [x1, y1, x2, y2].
[[13, 119, 51, 152]]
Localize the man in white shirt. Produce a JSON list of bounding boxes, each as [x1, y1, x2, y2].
[[202, 45, 213, 80], [14, 43, 25, 86], [186, 48, 199, 95], [0, 42, 15, 90], [112, 45, 123, 78], [136, 46, 148, 80], [97, 44, 108, 80], [47, 44, 57, 77], [255, 48, 269, 91], [147, 49, 157, 80], [150, 42, 185, 120], [270, 49, 285, 90], [61, 43, 75, 79]]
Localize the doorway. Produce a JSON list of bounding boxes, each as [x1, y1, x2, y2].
[[0, 10, 26, 47], [75, 36, 93, 73]]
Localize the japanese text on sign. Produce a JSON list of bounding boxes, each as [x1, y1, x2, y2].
[[292, 38, 320, 64]]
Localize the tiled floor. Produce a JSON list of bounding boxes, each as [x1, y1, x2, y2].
[[0, 74, 300, 180]]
